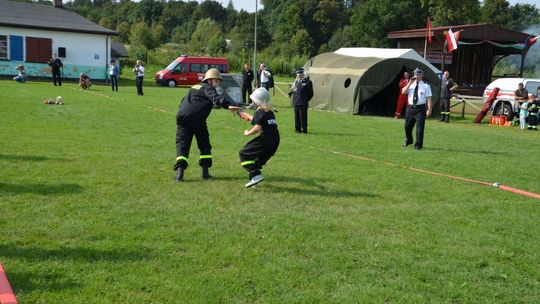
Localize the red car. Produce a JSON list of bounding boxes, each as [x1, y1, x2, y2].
[[155, 55, 229, 87]]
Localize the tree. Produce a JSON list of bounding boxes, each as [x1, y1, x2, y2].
[[190, 18, 222, 55], [421, 0, 481, 26], [116, 21, 131, 43], [349, 0, 426, 47]]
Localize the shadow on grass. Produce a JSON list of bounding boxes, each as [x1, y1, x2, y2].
[[0, 154, 70, 162], [1, 245, 154, 294], [305, 131, 358, 137], [0, 183, 84, 195], [264, 176, 378, 198], [9, 270, 81, 295], [0, 244, 152, 262], [424, 147, 508, 155]]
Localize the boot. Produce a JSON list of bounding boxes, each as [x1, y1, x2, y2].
[[444, 114, 450, 123], [174, 168, 184, 182], [202, 166, 212, 180], [439, 114, 445, 122]]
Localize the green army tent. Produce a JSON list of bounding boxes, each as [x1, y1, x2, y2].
[[303, 48, 441, 116]]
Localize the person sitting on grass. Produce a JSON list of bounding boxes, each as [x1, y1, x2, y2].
[[13, 65, 26, 83], [79, 73, 92, 90]]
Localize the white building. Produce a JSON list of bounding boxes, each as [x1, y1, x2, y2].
[[0, 0, 118, 80]]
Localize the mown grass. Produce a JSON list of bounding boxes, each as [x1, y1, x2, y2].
[[0, 79, 538, 303]]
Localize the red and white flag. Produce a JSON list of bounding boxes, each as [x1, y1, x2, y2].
[[427, 16, 432, 45], [446, 29, 461, 53]]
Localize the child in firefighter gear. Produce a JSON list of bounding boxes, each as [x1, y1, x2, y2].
[[239, 88, 280, 188], [527, 92, 539, 130], [174, 68, 241, 182]]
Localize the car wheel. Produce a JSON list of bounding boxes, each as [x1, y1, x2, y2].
[[167, 79, 176, 88], [495, 102, 514, 120]]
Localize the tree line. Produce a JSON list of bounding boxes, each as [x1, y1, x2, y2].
[[32, 0, 540, 73]]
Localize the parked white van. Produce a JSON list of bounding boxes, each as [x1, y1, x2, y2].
[[483, 77, 540, 120]]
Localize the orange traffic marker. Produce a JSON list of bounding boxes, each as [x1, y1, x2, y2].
[[0, 264, 17, 304]]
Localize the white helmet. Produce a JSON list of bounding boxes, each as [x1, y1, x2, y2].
[[250, 88, 271, 106]]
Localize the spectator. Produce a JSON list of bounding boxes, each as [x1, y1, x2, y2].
[[290, 68, 313, 134], [109, 59, 119, 92], [440, 71, 458, 123], [13, 65, 26, 83], [241, 63, 254, 104], [394, 71, 409, 119], [257, 63, 272, 90], [48, 53, 63, 86], [79, 73, 92, 90], [133, 60, 144, 96]]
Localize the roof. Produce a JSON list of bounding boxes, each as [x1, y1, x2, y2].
[[0, 0, 117, 36], [111, 41, 128, 57], [335, 48, 441, 74], [388, 23, 529, 43]]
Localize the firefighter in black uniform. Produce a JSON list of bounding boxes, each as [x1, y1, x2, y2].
[[239, 88, 280, 188], [291, 68, 313, 133], [174, 68, 241, 181], [528, 86, 540, 130]]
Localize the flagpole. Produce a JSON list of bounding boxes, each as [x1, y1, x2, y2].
[[252, 0, 258, 83], [423, 38, 428, 59]]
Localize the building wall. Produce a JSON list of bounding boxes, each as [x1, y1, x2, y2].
[[0, 26, 111, 80]]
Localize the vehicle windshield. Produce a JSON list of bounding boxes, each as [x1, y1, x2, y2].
[[165, 61, 178, 71]]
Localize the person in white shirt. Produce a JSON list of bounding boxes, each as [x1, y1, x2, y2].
[[401, 68, 432, 150], [133, 60, 145, 96], [258, 63, 271, 90]]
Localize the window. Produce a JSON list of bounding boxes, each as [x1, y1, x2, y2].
[[25, 37, 51, 63], [173, 63, 187, 73], [10, 36, 23, 61], [525, 81, 540, 94], [190, 63, 201, 73], [0, 35, 7, 59]]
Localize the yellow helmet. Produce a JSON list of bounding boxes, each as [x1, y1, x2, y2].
[[202, 68, 222, 82]]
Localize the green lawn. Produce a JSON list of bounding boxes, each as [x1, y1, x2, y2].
[[0, 79, 538, 303]]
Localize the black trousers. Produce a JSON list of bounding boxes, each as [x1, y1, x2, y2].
[[111, 75, 118, 91], [52, 70, 62, 86], [294, 106, 308, 133], [239, 136, 279, 178], [241, 83, 252, 103], [404, 105, 427, 149], [175, 123, 212, 170], [136, 76, 144, 95], [440, 97, 450, 113]]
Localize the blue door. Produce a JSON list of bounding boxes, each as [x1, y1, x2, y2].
[[10, 35, 23, 61]]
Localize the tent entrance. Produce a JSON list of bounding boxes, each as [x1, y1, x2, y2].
[[358, 72, 402, 116]]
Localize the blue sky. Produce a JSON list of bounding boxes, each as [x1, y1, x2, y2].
[[221, 0, 540, 12]]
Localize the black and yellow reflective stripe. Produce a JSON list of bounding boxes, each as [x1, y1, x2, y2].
[[192, 84, 202, 90], [200, 155, 212, 159], [241, 160, 255, 166], [176, 156, 188, 162]]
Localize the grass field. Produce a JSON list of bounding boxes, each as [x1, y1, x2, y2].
[[0, 79, 539, 303]]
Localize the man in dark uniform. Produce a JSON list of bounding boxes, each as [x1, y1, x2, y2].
[[241, 64, 254, 104], [173, 68, 241, 182], [48, 53, 63, 86], [402, 68, 433, 150], [291, 68, 313, 133], [440, 71, 458, 123]]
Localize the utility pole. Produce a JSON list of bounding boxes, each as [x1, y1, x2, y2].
[[252, 0, 258, 84]]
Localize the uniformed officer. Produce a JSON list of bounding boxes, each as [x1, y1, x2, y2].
[[291, 68, 313, 133], [440, 71, 458, 123], [528, 86, 540, 130], [174, 68, 241, 181], [241, 64, 254, 104], [402, 68, 432, 150]]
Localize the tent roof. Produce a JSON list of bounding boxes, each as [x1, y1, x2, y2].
[[335, 47, 441, 74]]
